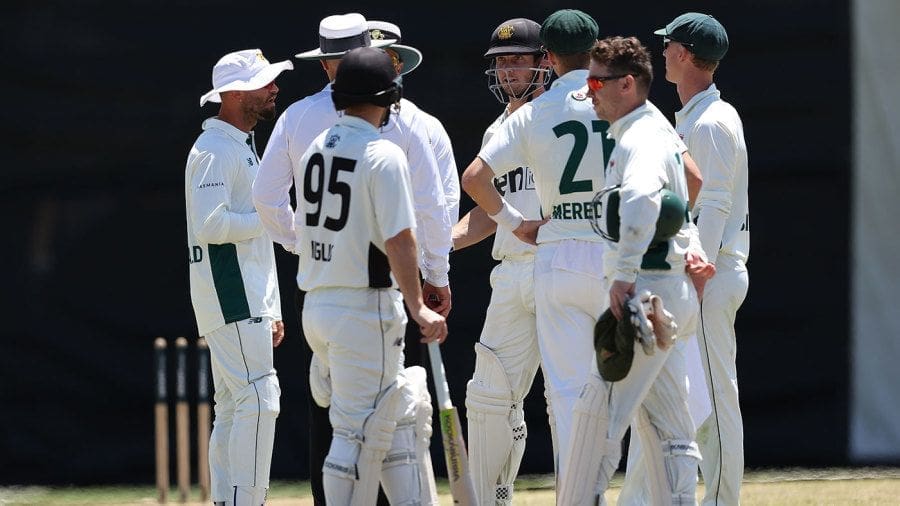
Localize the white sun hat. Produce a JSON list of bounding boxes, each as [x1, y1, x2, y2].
[[367, 20, 423, 75], [295, 13, 396, 60], [199, 49, 293, 107]]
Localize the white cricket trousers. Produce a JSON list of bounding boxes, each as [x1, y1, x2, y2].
[[697, 254, 749, 506], [205, 316, 280, 503], [301, 287, 406, 439], [479, 256, 541, 400], [533, 239, 607, 485]]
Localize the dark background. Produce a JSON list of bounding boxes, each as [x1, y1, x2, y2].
[[1, 0, 852, 484]]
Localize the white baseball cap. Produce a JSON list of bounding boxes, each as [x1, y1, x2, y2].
[[199, 49, 293, 107], [367, 21, 423, 75], [295, 13, 396, 60]]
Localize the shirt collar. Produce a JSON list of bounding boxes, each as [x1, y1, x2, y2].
[[550, 68, 589, 90], [202, 117, 252, 145], [675, 83, 720, 121], [336, 113, 380, 133], [607, 101, 653, 141]]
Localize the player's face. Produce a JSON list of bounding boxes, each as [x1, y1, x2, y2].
[[662, 39, 688, 84], [243, 81, 280, 121], [493, 54, 539, 96], [587, 61, 615, 121]]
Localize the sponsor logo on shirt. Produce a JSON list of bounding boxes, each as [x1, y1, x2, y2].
[[198, 181, 224, 189], [247, 157, 254, 166], [571, 90, 588, 101], [494, 166, 535, 196]]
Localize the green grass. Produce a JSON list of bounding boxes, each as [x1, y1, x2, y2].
[[2, 468, 899, 505]]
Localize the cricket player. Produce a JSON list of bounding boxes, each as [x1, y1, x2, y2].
[[460, 9, 612, 493], [295, 46, 446, 505], [450, 17, 551, 505], [186, 49, 292, 505], [251, 14, 453, 504], [558, 36, 705, 505], [657, 13, 750, 505]]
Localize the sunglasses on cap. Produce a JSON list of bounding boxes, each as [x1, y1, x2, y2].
[[663, 37, 694, 50], [586, 74, 628, 91]]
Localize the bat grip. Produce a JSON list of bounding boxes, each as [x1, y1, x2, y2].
[[427, 341, 453, 411]]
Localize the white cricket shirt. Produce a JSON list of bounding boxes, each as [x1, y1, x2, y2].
[[185, 118, 282, 336], [294, 115, 417, 291], [479, 69, 612, 244], [253, 85, 452, 286], [675, 84, 750, 264], [482, 108, 541, 260], [604, 103, 692, 283]]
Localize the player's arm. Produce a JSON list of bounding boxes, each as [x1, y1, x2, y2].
[[189, 148, 263, 244], [428, 115, 461, 224], [682, 151, 703, 208], [385, 228, 447, 343], [690, 120, 737, 265], [252, 113, 298, 252], [452, 206, 497, 251]]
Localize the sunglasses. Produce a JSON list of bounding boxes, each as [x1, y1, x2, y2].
[[586, 74, 628, 91], [663, 37, 694, 50]]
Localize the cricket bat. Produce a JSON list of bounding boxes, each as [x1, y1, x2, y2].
[[427, 341, 477, 505]]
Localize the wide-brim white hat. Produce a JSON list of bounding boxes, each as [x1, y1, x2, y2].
[[200, 49, 293, 106], [367, 20, 423, 75], [296, 13, 395, 60]]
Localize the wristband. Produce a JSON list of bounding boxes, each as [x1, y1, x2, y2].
[[489, 200, 524, 230]]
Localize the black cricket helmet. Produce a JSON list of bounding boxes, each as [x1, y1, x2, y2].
[[484, 18, 550, 104], [332, 47, 403, 112]]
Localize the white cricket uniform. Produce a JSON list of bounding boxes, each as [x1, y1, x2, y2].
[[414, 104, 461, 225], [296, 115, 436, 505], [676, 83, 750, 506], [185, 117, 282, 504], [479, 69, 612, 487], [602, 103, 701, 506], [253, 86, 452, 288], [466, 107, 543, 505]]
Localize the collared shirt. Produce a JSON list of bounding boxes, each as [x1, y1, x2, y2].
[[604, 102, 692, 282], [294, 115, 416, 291], [479, 69, 613, 244], [675, 84, 750, 264], [482, 107, 540, 261], [252, 85, 452, 286], [406, 103, 461, 225], [185, 117, 282, 336]]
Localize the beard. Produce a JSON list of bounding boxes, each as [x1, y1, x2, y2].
[[257, 101, 277, 122]]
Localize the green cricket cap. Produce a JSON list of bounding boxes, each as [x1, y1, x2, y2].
[[540, 9, 599, 55], [654, 12, 729, 61]]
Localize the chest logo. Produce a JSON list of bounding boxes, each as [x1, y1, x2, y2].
[[325, 134, 341, 148], [571, 90, 588, 101], [247, 157, 254, 166]]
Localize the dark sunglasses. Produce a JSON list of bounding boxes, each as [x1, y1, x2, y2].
[[663, 37, 694, 50], [586, 74, 628, 91]]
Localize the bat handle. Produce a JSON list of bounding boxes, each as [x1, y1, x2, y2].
[[427, 341, 453, 411]]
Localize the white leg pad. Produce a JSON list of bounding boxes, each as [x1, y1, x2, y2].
[[466, 343, 526, 506], [619, 407, 672, 506], [558, 373, 619, 506], [662, 439, 701, 506], [309, 353, 331, 408], [322, 429, 361, 506], [228, 485, 267, 506], [381, 366, 438, 505]]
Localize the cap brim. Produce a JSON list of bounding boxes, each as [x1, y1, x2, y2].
[[391, 44, 422, 75], [483, 45, 542, 58], [653, 27, 668, 36], [294, 38, 395, 61], [200, 60, 294, 107]]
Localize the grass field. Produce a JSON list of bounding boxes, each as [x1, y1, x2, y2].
[[2, 468, 899, 505]]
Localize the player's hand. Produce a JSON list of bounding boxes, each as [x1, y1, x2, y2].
[[423, 283, 451, 317], [609, 280, 636, 320], [512, 218, 549, 246], [685, 251, 716, 300], [413, 305, 448, 344], [272, 320, 285, 348]]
